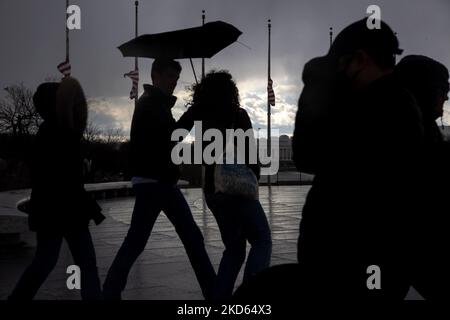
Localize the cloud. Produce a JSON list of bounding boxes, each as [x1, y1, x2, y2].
[[2, 0, 450, 139], [442, 101, 450, 125], [238, 76, 299, 132], [87, 87, 196, 136], [88, 74, 449, 140], [87, 96, 134, 134], [86, 74, 299, 140]]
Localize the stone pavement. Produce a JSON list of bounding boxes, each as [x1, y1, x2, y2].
[[0, 186, 307, 300], [0, 185, 423, 300]]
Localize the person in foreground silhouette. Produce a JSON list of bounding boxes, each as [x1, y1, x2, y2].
[[395, 55, 450, 299], [190, 71, 272, 301], [9, 78, 105, 300], [292, 18, 424, 299], [102, 59, 215, 300]]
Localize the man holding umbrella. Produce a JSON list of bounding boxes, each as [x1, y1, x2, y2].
[[103, 58, 215, 300]]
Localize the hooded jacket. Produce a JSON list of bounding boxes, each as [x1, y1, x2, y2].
[[29, 78, 104, 232]]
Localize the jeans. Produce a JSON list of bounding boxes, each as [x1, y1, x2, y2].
[[103, 182, 216, 299], [9, 228, 101, 300], [205, 193, 272, 301]]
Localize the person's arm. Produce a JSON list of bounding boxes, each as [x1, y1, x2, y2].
[[169, 105, 204, 149], [174, 105, 201, 132]]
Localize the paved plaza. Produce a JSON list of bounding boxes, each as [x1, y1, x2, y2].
[[0, 186, 307, 300]]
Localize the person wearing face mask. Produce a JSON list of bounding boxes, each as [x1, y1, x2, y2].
[[396, 55, 449, 144], [292, 18, 424, 300], [395, 55, 450, 299]]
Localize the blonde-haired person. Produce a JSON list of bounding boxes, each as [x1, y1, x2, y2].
[[9, 77, 104, 300], [55, 76, 88, 137]]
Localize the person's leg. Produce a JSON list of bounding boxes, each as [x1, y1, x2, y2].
[[9, 232, 63, 300], [163, 186, 216, 300], [296, 185, 349, 298], [411, 258, 450, 300], [65, 228, 102, 300], [103, 183, 163, 299], [241, 199, 272, 282], [233, 263, 302, 302], [410, 228, 450, 300], [205, 193, 247, 301]]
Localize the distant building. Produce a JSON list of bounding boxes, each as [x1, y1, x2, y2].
[[257, 135, 294, 170], [279, 135, 293, 163]]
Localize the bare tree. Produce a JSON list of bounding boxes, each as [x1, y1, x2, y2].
[[44, 75, 60, 82], [0, 83, 40, 136], [83, 120, 102, 144], [104, 127, 126, 144], [83, 122, 128, 145]]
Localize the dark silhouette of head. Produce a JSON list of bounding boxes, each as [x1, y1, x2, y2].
[[328, 18, 403, 89], [191, 70, 240, 117], [33, 82, 60, 121], [395, 55, 449, 121], [33, 78, 88, 137], [151, 58, 182, 96], [50, 77, 88, 137]]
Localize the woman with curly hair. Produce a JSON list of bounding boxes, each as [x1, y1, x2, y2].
[[191, 71, 272, 301]]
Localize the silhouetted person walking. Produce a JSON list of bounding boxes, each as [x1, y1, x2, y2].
[[190, 71, 272, 301], [102, 59, 215, 300], [293, 18, 424, 299], [9, 78, 104, 300], [395, 55, 450, 299]]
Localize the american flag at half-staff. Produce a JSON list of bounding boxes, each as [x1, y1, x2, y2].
[[57, 60, 71, 77], [267, 78, 275, 106], [124, 69, 139, 99], [58, 0, 71, 77]]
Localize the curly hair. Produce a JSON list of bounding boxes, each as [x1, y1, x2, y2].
[[190, 70, 240, 119]]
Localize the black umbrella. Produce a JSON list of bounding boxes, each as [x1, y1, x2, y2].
[[118, 21, 242, 82], [118, 21, 242, 59]]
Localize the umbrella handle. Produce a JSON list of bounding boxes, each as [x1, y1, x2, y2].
[[189, 58, 198, 84]]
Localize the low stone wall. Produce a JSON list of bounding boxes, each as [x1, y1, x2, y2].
[[0, 180, 189, 245]]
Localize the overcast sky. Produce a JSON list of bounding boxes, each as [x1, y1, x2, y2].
[[1, 0, 449, 136]]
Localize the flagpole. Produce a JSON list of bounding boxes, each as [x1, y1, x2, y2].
[[394, 32, 398, 64], [202, 10, 205, 79], [65, 0, 69, 64], [57, 1, 71, 77], [267, 19, 272, 187], [135, 1, 139, 106], [201, 9, 206, 213], [329, 27, 333, 48]]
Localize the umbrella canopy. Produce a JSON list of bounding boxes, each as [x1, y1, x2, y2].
[[118, 21, 242, 59]]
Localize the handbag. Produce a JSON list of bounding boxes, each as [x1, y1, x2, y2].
[[213, 111, 259, 200], [214, 159, 259, 200]]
